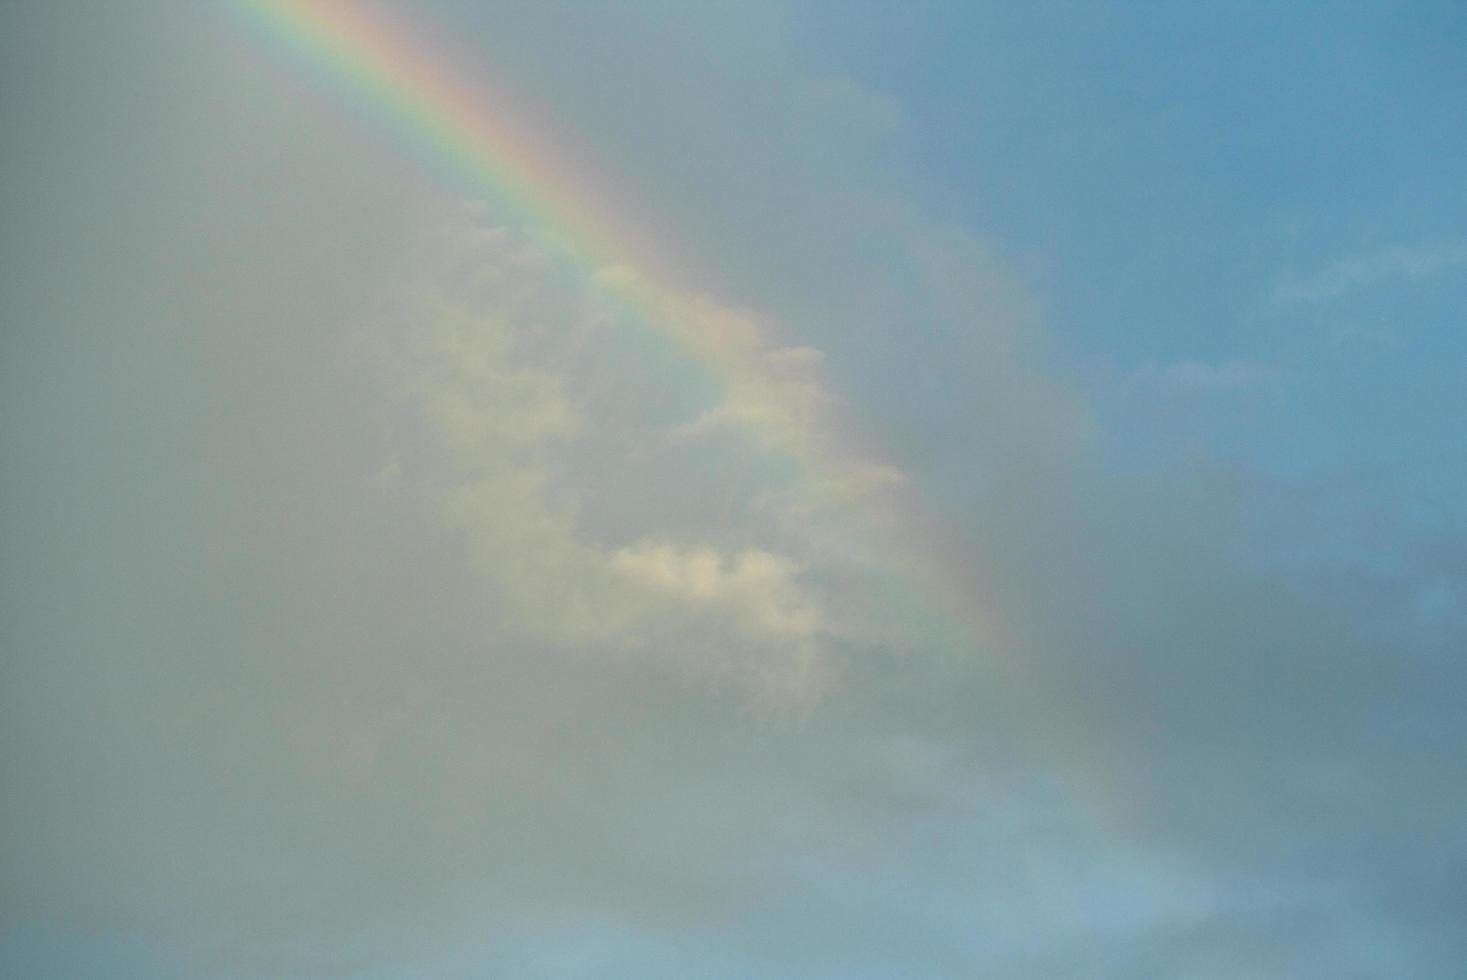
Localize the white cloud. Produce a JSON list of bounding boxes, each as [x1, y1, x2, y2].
[[1271, 241, 1467, 309], [610, 541, 823, 639], [1133, 358, 1288, 394], [390, 212, 873, 705]]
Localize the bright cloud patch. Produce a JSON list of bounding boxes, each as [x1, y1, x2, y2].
[[381, 210, 905, 703]]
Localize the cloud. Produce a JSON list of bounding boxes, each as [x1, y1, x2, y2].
[[805, 74, 902, 139], [1133, 357, 1288, 393], [1271, 241, 1467, 309], [370, 205, 1465, 980], [387, 213, 869, 706], [4, 2, 1467, 977]]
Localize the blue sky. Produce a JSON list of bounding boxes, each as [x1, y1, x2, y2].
[[3, 1, 1465, 977]]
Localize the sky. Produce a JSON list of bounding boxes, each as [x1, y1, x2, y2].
[[2, 1, 1465, 977]]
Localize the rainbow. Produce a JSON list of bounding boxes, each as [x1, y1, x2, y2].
[[224, 0, 999, 657]]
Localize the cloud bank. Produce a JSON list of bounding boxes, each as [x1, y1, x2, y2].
[[3, 2, 1465, 978]]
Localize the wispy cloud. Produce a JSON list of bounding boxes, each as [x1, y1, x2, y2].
[[1271, 241, 1467, 310], [1133, 357, 1289, 394]]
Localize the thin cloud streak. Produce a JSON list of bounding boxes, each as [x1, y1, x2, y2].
[[1272, 241, 1467, 310]]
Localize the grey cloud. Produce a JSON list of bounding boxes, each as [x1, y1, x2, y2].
[[3, 2, 1465, 977]]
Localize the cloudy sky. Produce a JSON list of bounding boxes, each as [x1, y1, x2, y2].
[[3, 1, 1465, 976]]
